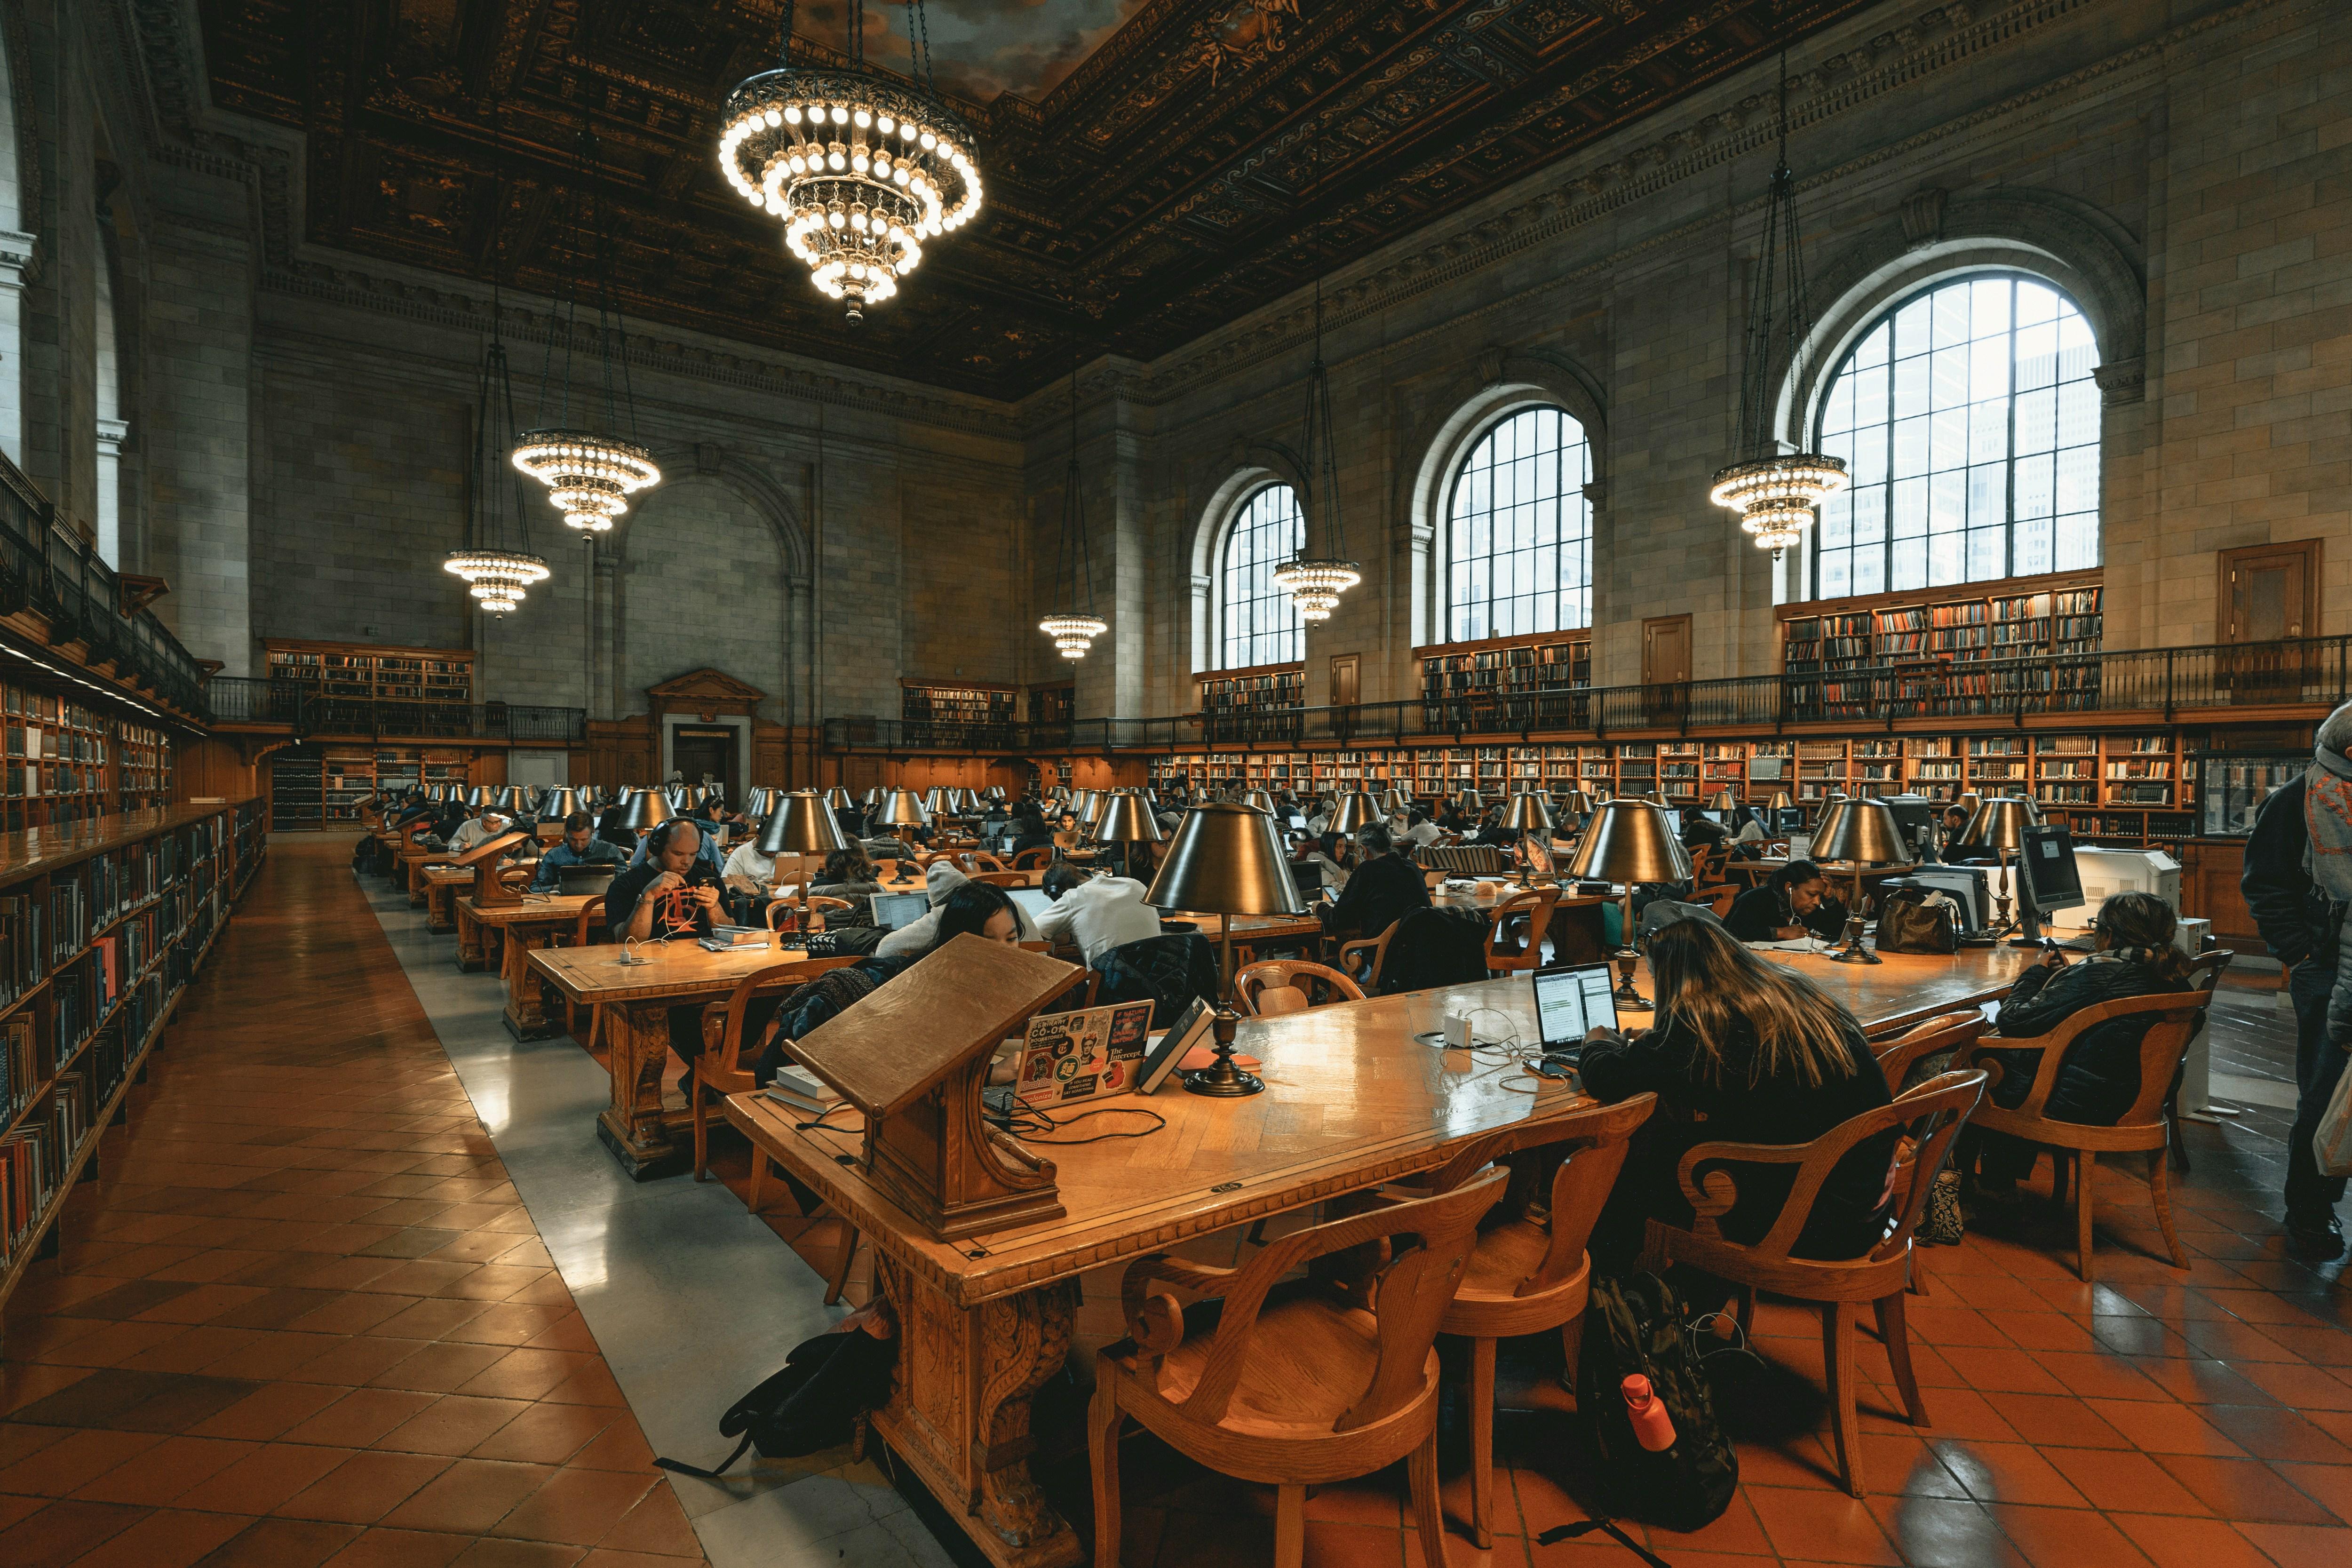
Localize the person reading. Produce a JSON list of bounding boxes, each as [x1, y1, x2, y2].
[[448, 809, 514, 856], [530, 811, 626, 892], [1320, 822, 1430, 942], [1725, 859, 1848, 943]]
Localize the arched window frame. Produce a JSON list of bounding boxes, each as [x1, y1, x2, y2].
[[1206, 480, 1305, 671], [1805, 270, 2101, 600], [1438, 404, 1594, 644]]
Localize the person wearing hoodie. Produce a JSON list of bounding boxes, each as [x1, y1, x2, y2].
[[875, 861, 1044, 957]]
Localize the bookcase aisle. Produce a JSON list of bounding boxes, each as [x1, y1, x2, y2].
[[0, 802, 265, 1309]]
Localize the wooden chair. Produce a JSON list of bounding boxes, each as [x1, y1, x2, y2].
[[1644, 1070, 1989, 1498], [1089, 1169, 1509, 1568], [564, 896, 609, 1051], [1482, 888, 1560, 977], [1415, 1096, 1656, 1548], [1011, 847, 1054, 870], [958, 850, 1010, 873], [694, 957, 861, 1298], [1959, 987, 2215, 1281], [1335, 917, 1402, 990], [764, 896, 851, 930], [1234, 960, 1365, 1018], [1687, 843, 1724, 887], [1687, 883, 1739, 919], [2167, 951, 2235, 1171], [969, 869, 1031, 888], [1872, 1011, 1988, 1090]]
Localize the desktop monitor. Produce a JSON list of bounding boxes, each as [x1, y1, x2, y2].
[[1902, 867, 1990, 935], [1007, 886, 1055, 924], [2017, 825, 2086, 921], [870, 891, 931, 931], [1775, 807, 1807, 834], [1881, 794, 1937, 852]]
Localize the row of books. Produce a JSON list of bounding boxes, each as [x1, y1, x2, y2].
[[0, 1014, 34, 1120], [0, 1107, 61, 1266]]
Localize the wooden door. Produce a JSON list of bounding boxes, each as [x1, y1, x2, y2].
[[2219, 540, 2320, 704], [1643, 615, 1692, 726], [1329, 653, 1359, 742]]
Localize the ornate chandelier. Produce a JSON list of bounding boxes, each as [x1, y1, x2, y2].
[[1271, 281, 1359, 620], [718, 0, 980, 323], [1711, 55, 1845, 557], [1038, 319, 1104, 661], [514, 91, 660, 533], [445, 100, 548, 617]]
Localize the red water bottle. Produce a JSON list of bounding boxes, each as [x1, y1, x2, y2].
[[1622, 1374, 1677, 1452]]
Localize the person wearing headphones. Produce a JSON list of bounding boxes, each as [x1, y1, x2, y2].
[[1724, 859, 1849, 943]]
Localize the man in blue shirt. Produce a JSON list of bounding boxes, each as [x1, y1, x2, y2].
[[531, 811, 628, 892]]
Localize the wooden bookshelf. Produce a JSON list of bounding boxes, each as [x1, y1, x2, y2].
[[1417, 630, 1593, 725], [1197, 662, 1304, 720], [1028, 683, 1075, 726], [0, 681, 176, 833], [270, 745, 470, 831], [1780, 571, 2104, 718], [901, 680, 1017, 727], [266, 640, 475, 705], [0, 802, 263, 1308]]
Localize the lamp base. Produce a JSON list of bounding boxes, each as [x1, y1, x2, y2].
[[1184, 1009, 1266, 1098], [1609, 949, 1652, 1011], [1829, 916, 1881, 965]]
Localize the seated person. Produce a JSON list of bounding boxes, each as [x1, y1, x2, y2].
[[429, 800, 473, 843], [390, 795, 437, 831], [1471, 808, 1516, 849], [1938, 804, 1976, 859], [448, 809, 515, 856], [721, 833, 785, 900], [1679, 805, 1731, 854], [1724, 859, 1849, 943], [1034, 862, 1162, 966], [752, 884, 1025, 1084], [1051, 810, 1084, 852], [630, 817, 726, 877], [1008, 804, 1056, 859], [1401, 809, 1442, 850], [877, 862, 1044, 957], [530, 811, 626, 892], [594, 800, 637, 851], [812, 844, 885, 899], [1321, 822, 1431, 942], [1580, 912, 1898, 1267], [604, 820, 729, 1088], [1727, 806, 1771, 860], [1963, 891, 2193, 1202], [1302, 830, 1356, 895]]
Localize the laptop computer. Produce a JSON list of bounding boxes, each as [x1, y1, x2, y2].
[[1534, 963, 1619, 1061], [556, 864, 617, 896], [871, 891, 931, 931]]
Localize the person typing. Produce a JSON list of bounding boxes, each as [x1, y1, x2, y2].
[[530, 811, 627, 893]]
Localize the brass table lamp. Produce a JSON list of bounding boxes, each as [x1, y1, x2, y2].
[[1144, 803, 1304, 1098], [538, 787, 581, 823], [1564, 799, 1692, 1009], [620, 788, 674, 833], [1327, 790, 1382, 836], [759, 789, 852, 930], [1501, 790, 1557, 888], [874, 788, 932, 884], [1957, 796, 2042, 943], [1241, 788, 1276, 815], [1810, 797, 1915, 964], [1094, 789, 1166, 879]]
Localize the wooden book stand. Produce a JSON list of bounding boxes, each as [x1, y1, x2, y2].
[[456, 831, 532, 908], [790, 934, 1081, 1240]]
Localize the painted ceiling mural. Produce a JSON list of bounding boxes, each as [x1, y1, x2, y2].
[[196, 0, 1887, 397]]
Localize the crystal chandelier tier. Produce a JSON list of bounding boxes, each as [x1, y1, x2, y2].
[[1038, 318, 1104, 661], [1271, 281, 1358, 621], [718, 0, 980, 323], [445, 99, 548, 617], [515, 38, 660, 535], [1711, 54, 1844, 557]]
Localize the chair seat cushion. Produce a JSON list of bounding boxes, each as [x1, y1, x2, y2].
[[1152, 1294, 1438, 1439]]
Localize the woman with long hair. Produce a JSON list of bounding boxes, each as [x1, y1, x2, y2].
[[1964, 890, 2193, 1202], [1579, 914, 1899, 1266]]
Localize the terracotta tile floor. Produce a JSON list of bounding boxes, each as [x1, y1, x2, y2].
[[0, 843, 706, 1567]]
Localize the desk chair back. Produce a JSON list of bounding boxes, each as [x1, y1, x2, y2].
[[1872, 1011, 1987, 1092], [1961, 983, 2215, 1280], [1010, 847, 1053, 870], [1688, 883, 1739, 918], [1234, 960, 1365, 1017], [958, 850, 1009, 873], [764, 896, 851, 931], [1482, 888, 1560, 976], [692, 957, 859, 1186], [1646, 1070, 1988, 1497], [969, 870, 1030, 887], [1335, 918, 1400, 990]]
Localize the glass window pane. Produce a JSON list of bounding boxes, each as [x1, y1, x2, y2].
[[1445, 407, 1591, 643], [1217, 484, 1303, 669]]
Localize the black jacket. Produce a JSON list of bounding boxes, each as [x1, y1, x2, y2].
[[2241, 775, 2342, 971], [1581, 1013, 1896, 1260], [605, 859, 721, 942], [1725, 883, 1848, 943], [1979, 955, 2186, 1124], [1322, 851, 1431, 942]]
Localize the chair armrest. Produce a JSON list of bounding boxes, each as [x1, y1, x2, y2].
[[1118, 1255, 1241, 1361], [1958, 991, 2196, 1120]]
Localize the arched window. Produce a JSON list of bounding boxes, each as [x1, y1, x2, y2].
[[1812, 274, 2099, 599], [1217, 484, 1304, 669], [1445, 406, 1592, 642]]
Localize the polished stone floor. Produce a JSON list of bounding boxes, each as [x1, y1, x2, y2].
[[4, 836, 2350, 1568]]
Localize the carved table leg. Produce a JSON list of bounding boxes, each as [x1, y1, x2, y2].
[[596, 1000, 686, 1181], [453, 903, 483, 967], [428, 880, 455, 934], [868, 1252, 1082, 1568], [501, 925, 558, 1040]]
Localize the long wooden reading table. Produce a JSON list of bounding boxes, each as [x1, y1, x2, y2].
[[725, 941, 2031, 1568], [458, 891, 600, 1037]]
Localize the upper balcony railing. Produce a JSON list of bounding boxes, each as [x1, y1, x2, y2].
[[823, 635, 2352, 755], [207, 677, 586, 744], [0, 453, 211, 721]]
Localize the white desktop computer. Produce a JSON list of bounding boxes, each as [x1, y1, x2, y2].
[[2045, 847, 2183, 931]]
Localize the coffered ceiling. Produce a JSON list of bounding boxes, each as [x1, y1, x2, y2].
[[195, 0, 1885, 398]]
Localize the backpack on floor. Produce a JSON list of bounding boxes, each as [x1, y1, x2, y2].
[[1574, 1271, 1738, 1532], [653, 1329, 896, 1478]]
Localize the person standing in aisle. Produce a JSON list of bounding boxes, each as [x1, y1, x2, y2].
[[2243, 701, 2352, 1259]]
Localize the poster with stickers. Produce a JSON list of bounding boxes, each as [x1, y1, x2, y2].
[[1014, 1001, 1157, 1109]]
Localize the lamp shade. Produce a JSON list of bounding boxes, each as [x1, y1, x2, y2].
[[539, 788, 582, 822], [698, 784, 726, 810], [1328, 791, 1382, 835], [661, 784, 690, 812], [490, 785, 524, 813], [742, 788, 771, 822], [1094, 791, 1166, 845], [465, 786, 489, 810], [1144, 804, 1305, 917], [824, 787, 853, 809], [1958, 796, 2040, 852], [758, 790, 853, 857], [1241, 789, 1276, 815], [862, 787, 882, 808], [1767, 790, 1794, 814], [1500, 791, 1556, 833], [1456, 788, 1486, 814], [1380, 789, 1409, 815], [873, 788, 931, 828], [1812, 797, 1915, 867], [1708, 787, 1740, 813], [620, 789, 674, 832], [1559, 789, 1596, 817], [1565, 799, 1694, 884]]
